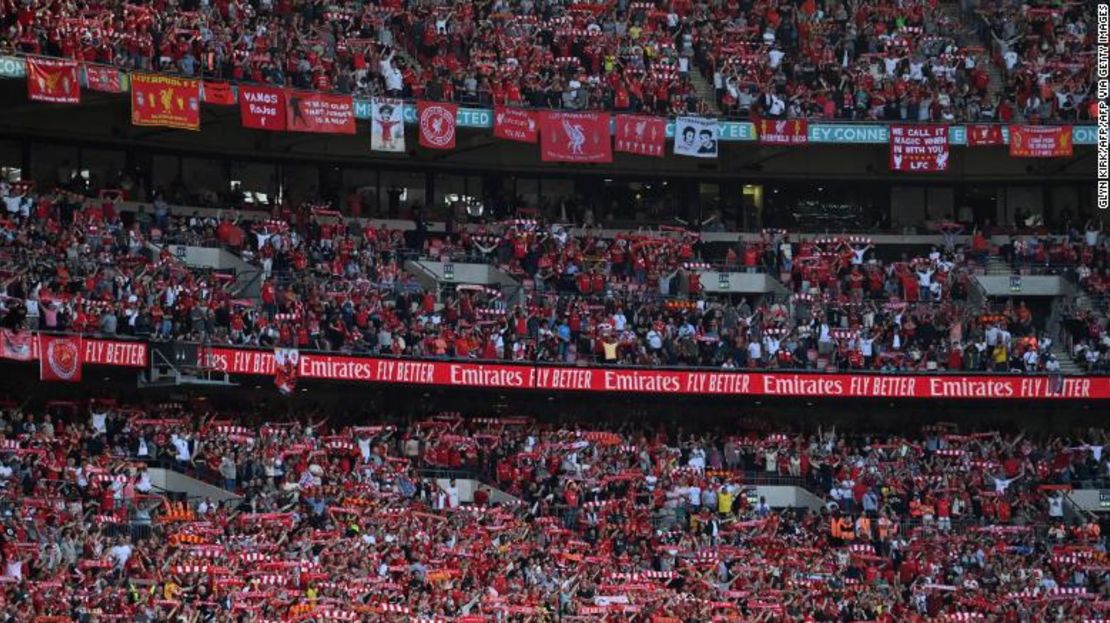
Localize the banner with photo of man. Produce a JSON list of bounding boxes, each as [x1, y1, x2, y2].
[[370, 97, 405, 152], [673, 116, 718, 158]]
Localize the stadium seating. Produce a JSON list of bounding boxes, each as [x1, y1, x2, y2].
[[0, 400, 1104, 620], [0, 0, 1097, 121]]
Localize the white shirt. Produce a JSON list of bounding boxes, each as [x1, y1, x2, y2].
[[108, 544, 133, 568]]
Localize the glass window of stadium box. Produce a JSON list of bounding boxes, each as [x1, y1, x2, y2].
[[762, 182, 887, 233], [181, 157, 227, 208], [433, 174, 483, 223], [890, 186, 956, 231], [0, 139, 21, 181], [379, 170, 426, 219], [78, 149, 125, 193], [29, 144, 78, 189], [228, 161, 277, 209], [340, 168, 380, 217]]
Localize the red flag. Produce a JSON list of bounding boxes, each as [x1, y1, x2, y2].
[[539, 111, 612, 163], [614, 115, 665, 157], [203, 81, 236, 105], [0, 330, 33, 361], [239, 86, 287, 131], [84, 64, 122, 93], [493, 106, 538, 143], [286, 91, 356, 134], [965, 124, 1003, 147], [131, 73, 200, 130], [274, 348, 300, 395], [756, 118, 809, 145], [1009, 125, 1073, 158], [26, 58, 80, 104], [889, 124, 949, 173], [39, 335, 84, 382], [417, 101, 458, 150]]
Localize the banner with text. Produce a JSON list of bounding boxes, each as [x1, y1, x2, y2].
[[39, 335, 84, 382], [493, 106, 538, 143], [26, 58, 80, 104], [674, 116, 718, 158], [756, 118, 808, 145], [966, 124, 1004, 147], [1009, 125, 1073, 158], [370, 97, 405, 152], [197, 348, 1109, 400], [539, 111, 612, 163], [239, 86, 287, 131], [286, 92, 356, 134], [202, 81, 235, 106], [130, 74, 200, 130], [83, 64, 122, 93], [890, 124, 949, 172]]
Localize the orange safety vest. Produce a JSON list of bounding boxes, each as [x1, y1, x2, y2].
[[856, 516, 872, 539], [838, 517, 855, 541]]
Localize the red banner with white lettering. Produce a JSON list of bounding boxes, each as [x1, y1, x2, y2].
[[130, 74, 201, 130], [196, 347, 1110, 400], [756, 118, 809, 145], [26, 58, 80, 104], [614, 115, 665, 157], [493, 106, 538, 143], [285, 92, 356, 134], [1009, 125, 1073, 158], [966, 124, 1004, 147], [539, 111, 612, 163], [239, 86, 287, 131], [202, 81, 236, 105], [417, 101, 458, 150], [39, 335, 84, 382], [84, 64, 122, 93], [890, 124, 949, 172]]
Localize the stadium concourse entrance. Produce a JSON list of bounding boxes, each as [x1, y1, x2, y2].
[[1, 360, 1099, 434]]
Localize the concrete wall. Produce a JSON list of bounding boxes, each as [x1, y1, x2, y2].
[[147, 468, 241, 503], [1065, 489, 1110, 513], [414, 261, 520, 291], [700, 271, 790, 295]]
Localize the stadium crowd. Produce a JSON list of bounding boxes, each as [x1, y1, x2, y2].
[[3, 179, 1107, 375], [0, 0, 1098, 122], [0, 399, 1105, 621]]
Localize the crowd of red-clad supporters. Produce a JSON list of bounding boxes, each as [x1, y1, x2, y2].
[[0, 399, 1106, 621], [0, 0, 1098, 122], [3, 180, 1109, 373]]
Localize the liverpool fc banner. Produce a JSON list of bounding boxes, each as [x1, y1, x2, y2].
[[130, 73, 201, 130]]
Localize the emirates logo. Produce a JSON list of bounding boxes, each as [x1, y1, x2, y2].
[[46, 339, 79, 380]]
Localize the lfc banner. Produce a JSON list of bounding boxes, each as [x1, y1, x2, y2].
[[966, 124, 1004, 147], [286, 92, 356, 134], [84, 64, 122, 93], [26, 58, 80, 104], [130, 73, 201, 130], [418, 101, 458, 150], [239, 86, 287, 131], [273, 348, 300, 395], [673, 116, 718, 158], [1009, 125, 1073, 158], [890, 124, 949, 172], [494, 106, 538, 143], [202, 81, 235, 105], [370, 98, 405, 152], [756, 118, 808, 145], [615, 115, 665, 157], [539, 111, 612, 163], [39, 335, 84, 382], [0, 330, 34, 361]]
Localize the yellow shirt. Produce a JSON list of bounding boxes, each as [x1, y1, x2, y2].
[[718, 492, 734, 515]]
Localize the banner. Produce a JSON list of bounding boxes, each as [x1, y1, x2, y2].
[[274, 348, 300, 395], [1009, 125, 1073, 158], [197, 348, 1109, 400], [84, 64, 122, 93], [0, 330, 33, 361], [26, 58, 80, 104], [966, 125, 1004, 147], [539, 111, 612, 163], [418, 101, 458, 150], [615, 115, 665, 157], [130, 74, 200, 130], [756, 118, 808, 145], [39, 335, 84, 382], [890, 124, 949, 172], [202, 81, 235, 106], [286, 92, 356, 134], [239, 86, 287, 131], [674, 116, 718, 158], [370, 97, 405, 152], [493, 106, 538, 143]]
